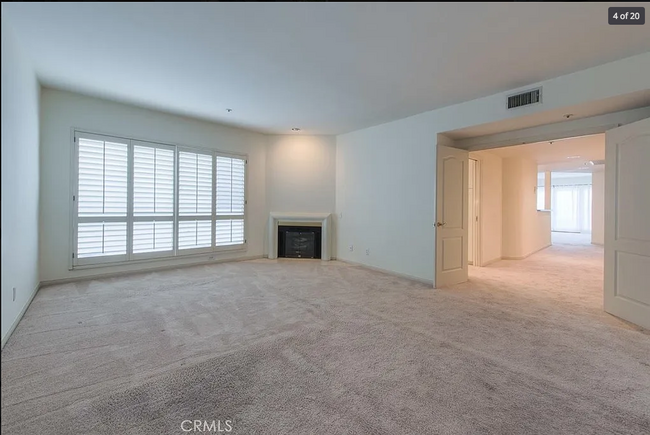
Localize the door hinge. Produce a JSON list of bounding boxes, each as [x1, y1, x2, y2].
[[72, 253, 75, 259], [73, 195, 76, 201]]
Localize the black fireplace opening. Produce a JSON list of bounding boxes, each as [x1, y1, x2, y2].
[[278, 225, 322, 259]]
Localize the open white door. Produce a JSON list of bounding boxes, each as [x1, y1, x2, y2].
[[604, 117, 650, 329], [435, 145, 469, 287]]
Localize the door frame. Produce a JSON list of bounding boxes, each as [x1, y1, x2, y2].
[[437, 108, 649, 272], [468, 158, 481, 267], [437, 109, 649, 268]]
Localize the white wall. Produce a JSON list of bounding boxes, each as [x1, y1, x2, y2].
[[502, 157, 548, 259], [40, 89, 268, 282], [469, 151, 502, 265], [337, 118, 437, 282], [265, 134, 336, 257], [336, 52, 650, 283], [1, 21, 40, 345], [533, 211, 552, 253], [266, 135, 336, 213], [591, 169, 605, 245], [521, 158, 547, 256], [502, 157, 526, 258]]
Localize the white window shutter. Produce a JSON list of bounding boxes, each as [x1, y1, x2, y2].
[[178, 151, 213, 250], [77, 222, 128, 258], [133, 146, 174, 216], [132, 144, 175, 255], [178, 220, 212, 249], [133, 221, 174, 253], [78, 138, 128, 217], [216, 156, 246, 246], [74, 132, 246, 265], [76, 136, 128, 261]]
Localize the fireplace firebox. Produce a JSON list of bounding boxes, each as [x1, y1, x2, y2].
[[277, 225, 322, 259]]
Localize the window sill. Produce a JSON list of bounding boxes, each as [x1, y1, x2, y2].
[[70, 244, 247, 271]]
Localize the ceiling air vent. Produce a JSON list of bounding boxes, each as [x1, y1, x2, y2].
[[507, 87, 541, 109]]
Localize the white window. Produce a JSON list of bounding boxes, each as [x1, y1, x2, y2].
[[216, 155, 246, 247], [551, 184, 592, 233], [132, 142, 175, 258], [73, 131, 246, 267], [178, 150, 213, 251], [75, 134, 128, 265]]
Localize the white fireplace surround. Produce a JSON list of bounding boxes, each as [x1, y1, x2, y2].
[[268, 212, 332, 260]]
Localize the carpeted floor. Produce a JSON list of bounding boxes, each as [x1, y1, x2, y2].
[[2, 241, 649, 434]]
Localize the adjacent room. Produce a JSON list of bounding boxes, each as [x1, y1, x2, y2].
[[2, 3, 649, 435], [462, 134, 606, 303]]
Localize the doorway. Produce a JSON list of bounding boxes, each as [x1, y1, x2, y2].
[[436, 114, 650, 329], [468, 133, 605, 263]]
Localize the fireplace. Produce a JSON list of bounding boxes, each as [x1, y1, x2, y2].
[[277, 226, 322, 259], [267, 213, 331, 260]]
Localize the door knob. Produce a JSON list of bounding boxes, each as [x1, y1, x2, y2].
[[435, 222, 446, 227]]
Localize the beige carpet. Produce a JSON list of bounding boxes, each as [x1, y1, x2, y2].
[[2, 242, 649, 434]]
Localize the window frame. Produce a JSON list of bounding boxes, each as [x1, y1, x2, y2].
[[72, 131, 130, 267], [70, 129, 247, 270]]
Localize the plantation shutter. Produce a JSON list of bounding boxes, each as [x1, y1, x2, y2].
[[73, 130, 247, 267], [215, 155, 246, 246], [75, 134, 129, 264], [177, 150, 213, 250], [132, 142, 175, 257]]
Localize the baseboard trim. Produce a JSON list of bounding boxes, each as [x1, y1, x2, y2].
[[1, 282, 41, 350], [336, 259, 434, 287], [480, 257, 502, 267], [40, 255, 264, 287], [502, 244, 551, 260]]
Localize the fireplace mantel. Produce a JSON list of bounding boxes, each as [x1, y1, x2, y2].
[[268, 212, 332, 260]]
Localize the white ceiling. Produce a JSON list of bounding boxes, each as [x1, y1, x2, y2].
[[3, 3, 650, 135], [474, 134, 605, 173]]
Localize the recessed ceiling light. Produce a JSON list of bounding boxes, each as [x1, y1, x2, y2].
[[291, 128, 301, 131], [566, 155, 581, 159], [226, 108, 233, 113]]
